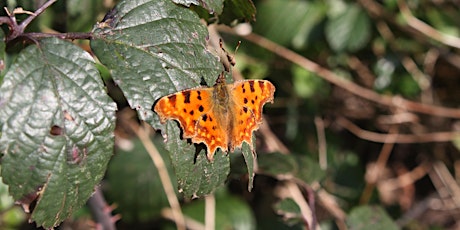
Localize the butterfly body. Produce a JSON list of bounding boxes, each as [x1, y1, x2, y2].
[[154, 73, 275, 161]]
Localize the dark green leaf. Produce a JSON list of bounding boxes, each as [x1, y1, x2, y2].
[[182, 191, 256, 229], [258, 152, 298, 177], [0, 38, 116, 228], [241, 139, 255, 191], [91, 0, 222, 125], [91, 0, 230, 197], [254, 0, 326, 48], [106, 137, 176, 222], [294, 155, 325, 184], [274, 198, 303, 226], [346, 205, 400, 230], [173, 0, 225, 15], [165, 122, 230, 197], [219, 0, 257, 24], [325, 4, 371, 52]]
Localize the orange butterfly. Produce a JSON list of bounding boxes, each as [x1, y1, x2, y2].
[[154, 73, 275, 161]]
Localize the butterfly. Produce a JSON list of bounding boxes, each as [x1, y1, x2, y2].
[[154, 73, 275, 161]]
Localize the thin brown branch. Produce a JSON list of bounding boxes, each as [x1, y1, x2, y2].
[[129, 122, 186, 230], [204, 195, 215, 230], [24, 32, 93, 40], [337, 117, 458, 143], [397, 0, 460, 50], [217, 26, 460, 119], [314, 116, 327, 170], [360, 125, 398, 204], [87, 187, 119, 230], [18, 0, 57, 33]]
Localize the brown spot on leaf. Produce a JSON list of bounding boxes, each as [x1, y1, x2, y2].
[[50, 125, 63, 136]]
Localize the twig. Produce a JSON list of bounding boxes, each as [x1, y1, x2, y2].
[[397, 0, 460, 50], [3, 0, 57, 41], [314, 116, 327, 170], [204, 195, 215, 230], [130, 122, 186, 230], [218, 26, 460, 119], [24, 32, 93, 40], [336, 117, 458, 143], [87, 187, 119, 230], [360, 125, 398, 204], [162, 208, 205, 230]]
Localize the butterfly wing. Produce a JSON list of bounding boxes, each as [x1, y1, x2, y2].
[[154, 88, 229, 160], [228, 80, 275, 151]]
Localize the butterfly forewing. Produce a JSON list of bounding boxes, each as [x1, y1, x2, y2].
[[228, 80, 275, 150], [154, 87, 229, 160]]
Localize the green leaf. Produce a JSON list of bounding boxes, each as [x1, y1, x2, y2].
[[241, 139, 255, 191], [91, 0, 228, 197], [105, 137, 176, 222], [325, 4, 371, 52], [346, 205, 400, 230], [274, 198, 303, 226], [258, 152, 298, 176], [219, 0, 257, 24], [258, 153, 325, 184], [0, 38, 116, 228], [173, 0, 225, 15], [182, 191, 256, 229], [165, 121, 230, 197], [91, 0, 222, 125], [254, 0, 326, 48]]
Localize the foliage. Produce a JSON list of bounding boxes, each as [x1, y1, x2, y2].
[[1, 0, 460, 229]]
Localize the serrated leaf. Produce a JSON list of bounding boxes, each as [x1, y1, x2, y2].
[[346, 205, 399, 230], [173, 0, 224, 15], [91, 0, 222, 124], [0, 38, 116, 228], [91, 0, 230, 197], [325, 4, 370, 52], [164, 121, 229, 197]]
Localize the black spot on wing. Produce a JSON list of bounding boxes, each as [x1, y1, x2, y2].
[[203, 114, 208, 122], [197, 91, 202, 100], [199, 105, 204, 112], [168, 94, 177, 105], [183, 91, 191, 104], [249, 81, 255, 92]]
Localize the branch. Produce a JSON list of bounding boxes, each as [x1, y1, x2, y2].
[[218, 26, 460, 119], [128, 121, 186, 230], [397, 0, 460, 50], [336, 117, 458, 143], [87, 187, 120, 230]]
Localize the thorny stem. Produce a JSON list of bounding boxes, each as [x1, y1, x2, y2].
[[0, 0, 92, 43]]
